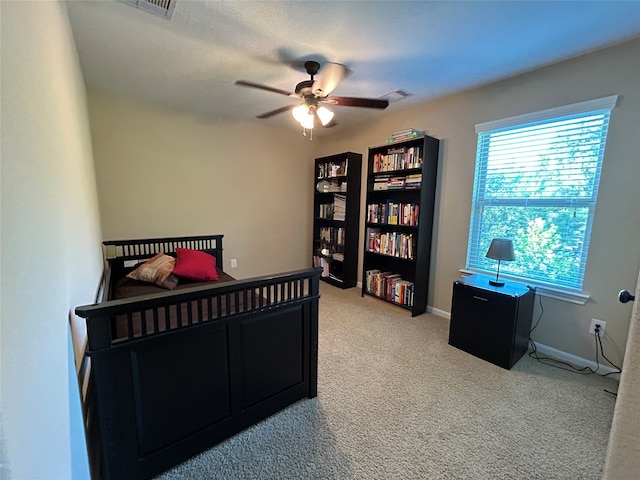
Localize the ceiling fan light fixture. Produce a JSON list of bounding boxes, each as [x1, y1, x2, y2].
[[300, 115, 314, 130], [291, 104, 308, 123], [316, 106, 334, 126], [236, 60, 388, 131], [292, 104, 315, 129]]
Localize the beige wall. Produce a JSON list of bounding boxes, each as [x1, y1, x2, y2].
[[318, 38, 640, 366], [88, 92, 317, 278], [88, 39, 640, 367], [2, 2, 637, 476], [1, 1, 103, 478]]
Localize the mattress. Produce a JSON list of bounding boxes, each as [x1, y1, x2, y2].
[[110, 268, 260, 341]]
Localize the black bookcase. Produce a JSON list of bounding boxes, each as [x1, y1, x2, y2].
[[313, 152, 362, 288], [361, 135, 440, 316]]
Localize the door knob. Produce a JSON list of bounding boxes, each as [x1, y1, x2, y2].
[[618, 289, 636, 303]]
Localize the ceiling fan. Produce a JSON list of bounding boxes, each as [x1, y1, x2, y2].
[[235, 61, 389, 130]]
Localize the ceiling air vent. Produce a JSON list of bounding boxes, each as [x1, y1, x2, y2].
[[381, 90, 414, 103], [118, 0, 176, 20]]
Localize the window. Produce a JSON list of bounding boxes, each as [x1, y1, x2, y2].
[[466, 96, 617, 294]]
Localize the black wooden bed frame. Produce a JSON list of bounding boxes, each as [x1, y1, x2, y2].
[[75, 235, 321, 479]]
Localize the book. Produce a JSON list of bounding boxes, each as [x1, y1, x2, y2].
[[391, 128, 418, 137], [313, 255, 330, 277], [386, 129, 425, 144], [385, 274, 402, 301], [386, 176, 406, 189], [365, 269, 381, 292], [333, 194, 346, 221], [373, 175, 390, 190], [405, 173, 422, 189], [386, 200, 399, 225], [317, 159, 349, 178], [373, 271, 393, 297]]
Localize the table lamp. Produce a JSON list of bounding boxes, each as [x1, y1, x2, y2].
[[485, 238, 515, 286]]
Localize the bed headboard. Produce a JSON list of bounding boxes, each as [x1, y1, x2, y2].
[[103, 234, 224, 269]]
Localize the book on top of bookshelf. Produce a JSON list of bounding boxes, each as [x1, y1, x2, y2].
[[386, 128, 426, 144], [362, 134, 440, 316]]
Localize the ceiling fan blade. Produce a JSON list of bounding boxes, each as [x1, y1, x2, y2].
[[324, 96, 389, 109], [256, 104, 297, 119], [235, 80, 295, 97], [312, 62, 349, 97]]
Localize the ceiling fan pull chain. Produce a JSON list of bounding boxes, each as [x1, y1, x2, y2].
[[302, 127, 313, 141]]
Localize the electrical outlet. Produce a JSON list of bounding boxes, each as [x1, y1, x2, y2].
[[589, 318, 606, 336], [230, 258, 237, 268]]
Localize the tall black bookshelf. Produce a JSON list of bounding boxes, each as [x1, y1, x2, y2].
[[361, 135, 439, 316], [313, 152, 362, 288]]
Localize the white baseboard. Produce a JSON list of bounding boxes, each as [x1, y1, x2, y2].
[[356, 283, 451, 319], [531, 341, 620, 380], [428, 306, 450, 319], [427, 307, 619, 380], [354, 291, 618, 379]]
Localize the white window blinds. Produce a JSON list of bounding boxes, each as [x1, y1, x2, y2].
[[467, 96, 617, 291]]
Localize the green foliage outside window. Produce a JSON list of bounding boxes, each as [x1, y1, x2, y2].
[[467, 97, 616, 291]]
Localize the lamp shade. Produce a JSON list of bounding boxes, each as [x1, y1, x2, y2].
[[316, 106, 334, 126], [292, 104, 314, 129], [292, 104, 334, 129], [485, 238, 515, 262], [485, 238, 515, 287]]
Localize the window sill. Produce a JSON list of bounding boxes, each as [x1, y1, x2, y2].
[[459, 269, 590, 305]]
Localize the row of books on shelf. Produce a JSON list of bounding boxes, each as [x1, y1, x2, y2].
[[386, 128, 425, 144], [364, 269, 414, 307], [366, 228, 415, 260], [317, 226, 345, 245], [372, 173, 422, 191], [372, 146, 422, 173], [367, 201, 419, 226], [313, 255, 344, 281], [318, 195, 345, 221], [313, 255, 330, 277], [318, 203, 333, 219], [317, 159, 348, 179], [333, 195, 346, 221]]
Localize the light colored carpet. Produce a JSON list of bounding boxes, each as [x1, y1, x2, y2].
[[156, 283, 617, 480]]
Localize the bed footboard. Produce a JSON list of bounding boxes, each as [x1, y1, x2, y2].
[[76, 267, 321, 480]]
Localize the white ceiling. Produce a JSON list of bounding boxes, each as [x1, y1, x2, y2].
[[65, 0, 640, 135]]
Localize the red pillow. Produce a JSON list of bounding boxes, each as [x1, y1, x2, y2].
[[172, 248, 219, 282]]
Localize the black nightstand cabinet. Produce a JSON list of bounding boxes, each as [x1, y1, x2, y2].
[[448, 275, 535, 369]]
